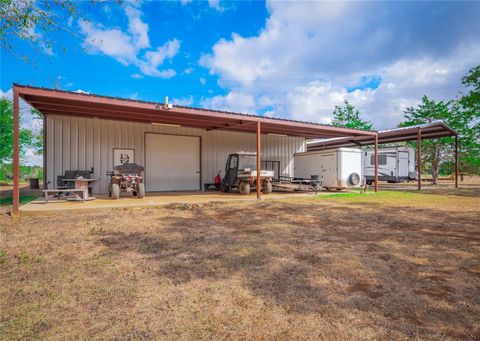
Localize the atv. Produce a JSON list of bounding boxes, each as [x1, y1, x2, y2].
[[108, 162, 145, 199]]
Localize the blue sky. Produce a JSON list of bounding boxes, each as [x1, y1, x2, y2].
[[1, 0, 480, 165]]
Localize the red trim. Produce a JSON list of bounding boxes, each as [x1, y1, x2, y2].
[[13, 89, 20, 214], [14, 84, 376, 139]]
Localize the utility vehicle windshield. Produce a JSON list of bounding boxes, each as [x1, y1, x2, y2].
[[238, 155, 257, 170]]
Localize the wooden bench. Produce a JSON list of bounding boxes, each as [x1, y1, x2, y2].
[[42, 188, 88, 204]]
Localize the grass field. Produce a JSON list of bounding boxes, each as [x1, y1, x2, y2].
[[1, 188, 479, 340]]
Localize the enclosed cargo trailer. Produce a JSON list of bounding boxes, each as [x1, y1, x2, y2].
[[294, 148, 363, 190]]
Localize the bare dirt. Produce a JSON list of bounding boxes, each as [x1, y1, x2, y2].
[[0, 188, 479, 340]]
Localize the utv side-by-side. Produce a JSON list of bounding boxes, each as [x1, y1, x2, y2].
[[221, 152, 274, 195]]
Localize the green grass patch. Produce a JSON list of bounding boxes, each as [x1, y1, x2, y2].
[[314, 190, 463, 209], [0, 195, 39, 206]]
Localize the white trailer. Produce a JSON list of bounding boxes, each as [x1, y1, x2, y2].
[[294, 148, 363, 190], [363, 146, 416, 184]]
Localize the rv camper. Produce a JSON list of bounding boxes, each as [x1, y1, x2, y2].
[[294, 148, 363, 190], [363, 146, 416, 184]]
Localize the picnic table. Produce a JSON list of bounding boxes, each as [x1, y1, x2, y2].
[[62, 178, 98, 201], [43, 178, 98, 203]]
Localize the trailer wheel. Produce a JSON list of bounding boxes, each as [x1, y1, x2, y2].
[[137, 183, 145, 198], [111, 183, 120, 199], [239, 181, 250, 195], [262, 181, 272, 194], [348, 172, 360, 186]]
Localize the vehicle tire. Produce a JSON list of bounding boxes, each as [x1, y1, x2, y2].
[[137, 183, 145, 198], [111, 183, 120, 199], [220, 180, 229, 193], [239, 181, 250, 195], [348, 172, 360, 186], [262, 181, 272, 194], [366, 180, 373, 186]]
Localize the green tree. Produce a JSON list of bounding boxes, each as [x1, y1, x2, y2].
[[455, 65, 480, 173], [0, 98, 38, 164], [400, 65, 480, 184], [401, 96, 452, 185], [331, 100, 373, 130]]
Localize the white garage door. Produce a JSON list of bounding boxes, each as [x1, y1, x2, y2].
[[145, 134, 200, 191]]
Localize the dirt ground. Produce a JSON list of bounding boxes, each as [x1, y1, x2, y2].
[[1, 187, 479, 340]]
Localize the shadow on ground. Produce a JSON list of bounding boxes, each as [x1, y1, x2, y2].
[[98, 201, 480, 339]]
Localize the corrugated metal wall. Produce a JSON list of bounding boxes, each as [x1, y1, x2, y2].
[[46, 115, 306, 193]]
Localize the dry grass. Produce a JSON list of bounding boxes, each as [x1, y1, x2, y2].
[[1, 189, 479, 340]]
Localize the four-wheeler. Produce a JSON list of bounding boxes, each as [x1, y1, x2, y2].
[[108, 162, 145, 199], [221, 152, 274, 195]]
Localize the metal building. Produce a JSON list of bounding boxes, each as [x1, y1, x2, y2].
[[10, 84, 379, 213]]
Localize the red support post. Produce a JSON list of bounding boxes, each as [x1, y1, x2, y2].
[[256, 120, 261, 200], [374, 134, 378, 192], [455, 135, 458, 189], [13, 87, 20, 214], [417, 128, 422, 191]]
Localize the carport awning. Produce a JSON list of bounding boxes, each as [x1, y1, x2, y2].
[[307, 121, 457, 150], [14, 84, 376, 139]]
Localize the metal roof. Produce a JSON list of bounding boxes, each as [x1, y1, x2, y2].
[[13, 84, 376, 139], [307, 120, 457, 151]]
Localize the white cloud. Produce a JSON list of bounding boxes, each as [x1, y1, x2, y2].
[[79, 21, 138, 65], [125, 5, 150, 49], [79, 3, 180, 78], [208, 0, 224, 12], [172, 96, 194, 106], [199, 1, 480, 130], [138, 39, 180, 77], [183, 67, 194, 75], [201, 91, 256, 114], [199, 77, 206, 85]]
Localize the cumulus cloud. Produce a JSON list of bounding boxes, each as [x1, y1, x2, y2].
[[79, 3, 180, 78], [79, 21, 138, 65], [139, 39, 180, 77], [200, 1, 480, 129], [201, 91, 256, 114]]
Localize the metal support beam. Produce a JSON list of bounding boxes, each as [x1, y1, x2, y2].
[[257, 120, 261, 200], [13, 88, 20, 214], [455, 135, 458, 189], [206, 120, 257, 131], [374, 134, 378, 192], [417, 128, 422, 190]]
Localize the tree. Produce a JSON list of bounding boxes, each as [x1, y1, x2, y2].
[[401, 96, 452, 185], [455, 65, 480, 174], [0, 98, 36, 164], [0, 0, 78, 62], [331, 100, 373, 130]]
